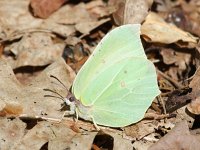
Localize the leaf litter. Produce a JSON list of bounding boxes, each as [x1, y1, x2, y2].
[[1, 0, 200, 149]]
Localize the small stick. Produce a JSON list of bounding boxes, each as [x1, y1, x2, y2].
[[158, 95, 167, 114], [144, 113, 174, 120], [157, 69, 183, 89]]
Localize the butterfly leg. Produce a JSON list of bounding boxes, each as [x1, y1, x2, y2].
[[57, 103, 76, 123], [91, 116, 100, 131], [74, 107, 79, 122], [58, 110, 75, 123], [57, 111, 68, 123]]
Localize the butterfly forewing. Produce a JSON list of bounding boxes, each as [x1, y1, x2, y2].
[[72, 24, 146, 105]]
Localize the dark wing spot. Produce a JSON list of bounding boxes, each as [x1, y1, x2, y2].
[[124, 70, 127, 74]]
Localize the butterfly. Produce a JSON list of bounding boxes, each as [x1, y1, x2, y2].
[[52, 24, 160, 129]]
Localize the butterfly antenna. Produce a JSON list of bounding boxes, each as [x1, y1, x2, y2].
[[50, 75, 69, 91], [43, 88, 65, 102], [44, 94, 65, 102]]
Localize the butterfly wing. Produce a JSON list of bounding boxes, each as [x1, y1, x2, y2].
[[89, 57, 160, 127], [72, 24, 146, 106], [72, 24, 160, 127]]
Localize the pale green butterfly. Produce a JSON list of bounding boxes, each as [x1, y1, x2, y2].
[[65, 24, 160, 128]]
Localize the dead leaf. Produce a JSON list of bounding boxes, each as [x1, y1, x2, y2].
[[109, 0, 153, 25], [48, 3, 93, 25], [124, 120, 155, 140], [149, 121, 200, 150], [0, 58, 75, 119], [0, 0, 110, 44], [75, 18, 110, 35], [108, 131, 133, 150], [193, 43, 200, 69], [176, 106, 195, 129], [65, 36, 81, 46], [160, 48, 191, 67], [0, 0, 43, 39], [124, 119, 175, 149], [141, 12, 198, 48], [0, 101, 23, 116], [4, 32, 65, 69], [41, 22, 75, 38], [13, 121, 97, 150], [181, 0, 200, 37], [165, 88, 192, 113], [154, 0, 180, 12], [30, 0, 66, 19], [0, 118, 26, 150], [0, 0, 77, 40], [86, 0, 112, 18], [188, 98, 200, 115], [160, 48, 191, 81], [132, 140, 153, 150], [187, 67, 200, 114]]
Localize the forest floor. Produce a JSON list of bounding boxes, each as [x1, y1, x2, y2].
[[0, 0, 200, 149]]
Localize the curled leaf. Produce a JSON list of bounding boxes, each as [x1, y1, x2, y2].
[[141, 12, 198, 48], [109, 0, 153, 25]]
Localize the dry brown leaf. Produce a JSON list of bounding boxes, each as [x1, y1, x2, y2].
[[160, 48, 191, 67], [30, 0, 66, 19], [106, 131, 133, 150], [181, 0, 200, 37], [65, 36, 81, 46], [4, 32, 65, 69], [149, 121, 200, 150], [109, 0, 153, 25], [124, 120, 155, 140], [48, 3, 93, 25], [50, 2, 110, 35], [154, 0, 180, 12], [0, 0, 43, 39], [13, 121, 97, 150], [160, 48, 191, 81], [124, 119, 175, 139], [193, 43, 200, 69], [141, 12, 198, 48], [176, 106, 195, 128], [132, 140, 153, 150], [0, 118, 26, 150], [124, 120, 175, 149], [86, 0, 112, 18], [0, 1, 110, 41], [0, 58, 75, 119], [41, 22, 75, 38], [188, 98, 200, 115], [0, 101, 23, 116], [0, 0, 75, 40], [75, 18, 110, 35], [187, 67, 200, 114], [165, 88, 193, 113]]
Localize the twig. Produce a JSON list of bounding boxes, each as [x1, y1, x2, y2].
[[157, 69, 184, 89], [158, 95, 167, 114], [144, 113, 175, 120]]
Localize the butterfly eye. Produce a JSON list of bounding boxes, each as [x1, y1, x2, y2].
[[66, 92, 76, 102], [69, 97, 75, 102]]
